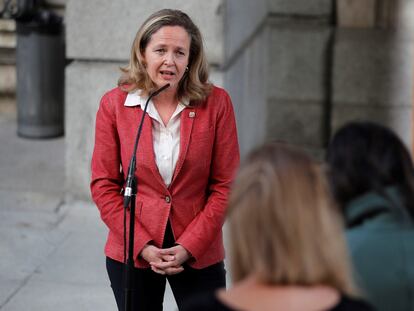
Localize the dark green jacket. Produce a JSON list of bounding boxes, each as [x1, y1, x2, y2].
[[345, 186, 414, 311]]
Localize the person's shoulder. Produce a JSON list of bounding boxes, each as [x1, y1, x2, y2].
[[99, 86, 129, 112], [332, 295, 375, 311], [101, 85, 128, 102], [207, 85, 230, 99], [199, 85, 233, 113]]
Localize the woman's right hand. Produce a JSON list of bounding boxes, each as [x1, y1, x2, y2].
[[140, 244, 163, 263], [140, 244, 184, 275]]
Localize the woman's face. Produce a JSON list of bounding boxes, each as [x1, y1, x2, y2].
[[142, 25, 191, 92]]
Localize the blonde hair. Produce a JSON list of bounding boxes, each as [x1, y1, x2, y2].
[[228, 143, 357, 296], [118, 9, 211, 101]]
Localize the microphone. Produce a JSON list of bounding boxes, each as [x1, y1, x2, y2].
[[123, 83, 170, 208]]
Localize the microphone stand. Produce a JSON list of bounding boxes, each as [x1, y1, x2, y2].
[[123, 83, 170, 311]]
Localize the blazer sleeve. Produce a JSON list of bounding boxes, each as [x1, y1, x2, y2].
[[176, 90, 240, 260], [90, 92, 152, 260]]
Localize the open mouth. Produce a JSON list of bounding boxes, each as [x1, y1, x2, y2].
[[160, 71, 175, 76]]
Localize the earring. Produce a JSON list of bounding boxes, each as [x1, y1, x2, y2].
[[185, 66, 189, 72]]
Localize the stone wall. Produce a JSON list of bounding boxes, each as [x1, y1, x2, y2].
[[332, 29, 413, 146], [266, 0, 413, 151], [332, 0, 414, 146], [265, 0, 334, 157]]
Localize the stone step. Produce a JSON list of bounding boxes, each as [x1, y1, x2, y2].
[[0, 19, 15, 32], [0, 64, 16, 94], [0, 19, 16, 48], [0, 47, 15, 65], [0, 19, 16, 96], [0, 31, 15, 49]]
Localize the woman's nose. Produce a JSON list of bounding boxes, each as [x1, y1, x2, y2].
[[163, 53, 174, 65]]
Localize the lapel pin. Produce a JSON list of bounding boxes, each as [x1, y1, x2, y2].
[[189, 111, 196, 118]]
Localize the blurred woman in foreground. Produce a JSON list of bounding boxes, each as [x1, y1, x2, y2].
[[182, 143, 373, 310]]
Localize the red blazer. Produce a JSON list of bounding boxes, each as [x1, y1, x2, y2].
[[91, 85, 240, 269]]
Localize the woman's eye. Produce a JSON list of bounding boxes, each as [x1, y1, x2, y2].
[[176, 51, 185, 56], [155, 49, 165, 54]]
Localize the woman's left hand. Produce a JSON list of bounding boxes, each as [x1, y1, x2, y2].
[[150, 245, 191, 275]]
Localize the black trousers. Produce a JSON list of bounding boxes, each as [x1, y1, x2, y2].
[[106, 222, 226, 310]]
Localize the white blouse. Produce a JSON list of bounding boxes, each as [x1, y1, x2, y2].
[[124, 91, 187, 187]]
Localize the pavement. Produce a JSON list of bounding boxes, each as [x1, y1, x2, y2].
[[0, 102, 177, 310]]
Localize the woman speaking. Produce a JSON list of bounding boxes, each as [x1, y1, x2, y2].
[[90, 9, 240, 311]]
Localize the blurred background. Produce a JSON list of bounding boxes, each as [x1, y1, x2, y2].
[[0, 0, 413, 310]]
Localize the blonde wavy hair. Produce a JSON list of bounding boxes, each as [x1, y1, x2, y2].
[[228, 143, 357, 296], [118, 9, 211, 101]]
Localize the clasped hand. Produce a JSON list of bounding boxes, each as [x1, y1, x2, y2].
[[140, 244, 190, 275]]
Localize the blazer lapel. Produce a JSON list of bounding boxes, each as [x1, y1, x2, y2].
[[171, 107, 195, 184], [138, 112, 166, 190]]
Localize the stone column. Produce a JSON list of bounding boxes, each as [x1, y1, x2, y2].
[[265, 0, 334, 157], [333, 0, 414, 147]]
